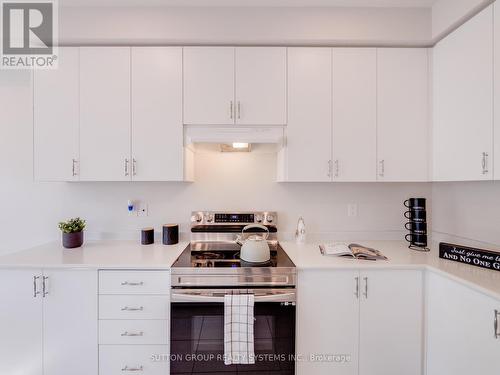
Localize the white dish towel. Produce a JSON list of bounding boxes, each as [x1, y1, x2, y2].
[[224, 294, 255, 365]]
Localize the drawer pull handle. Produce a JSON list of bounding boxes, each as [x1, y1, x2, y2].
[[121, 306, 144, 311], [121, 331, 144, 337], [121, 281, 144, 286], [121, 365, 143, 372]]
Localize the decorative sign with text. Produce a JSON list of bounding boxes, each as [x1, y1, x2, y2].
[[439, 242, 500, 272]]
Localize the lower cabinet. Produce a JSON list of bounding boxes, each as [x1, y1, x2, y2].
[[0, 268, 98, 375], [426, 272, 500, 375], [297, 269, 423, 375], [98, 270, 171, 375]]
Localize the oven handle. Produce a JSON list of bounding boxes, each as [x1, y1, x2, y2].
[[171, 289, 296, 303]]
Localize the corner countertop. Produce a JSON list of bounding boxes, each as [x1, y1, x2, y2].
[[0, 240, 188, 269], [280, 240, 500, 300], [0, 239, 499, 300]]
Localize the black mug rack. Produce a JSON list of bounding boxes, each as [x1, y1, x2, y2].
[[404, 198, 430, 252]]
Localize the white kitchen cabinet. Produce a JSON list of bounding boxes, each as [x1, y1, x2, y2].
[[426, 272, 500, 375], [131, 47, 184, 181], [79, 47, 131, 181], [0, 269, 97, 375], [493, 3, 500, 180], [34, 47, 79, 181], [359, 270, 423, 375], [43, 269, 98, 375], [0, 269, 43, 375], [297, 269, 359, 375], [433, 5, 493, 181], [333, 48, 377, 182], [183, 47, 235, 125], [377, 48, 429, 181], [235, 47, 287, 125], [285, 47, 332, 182]]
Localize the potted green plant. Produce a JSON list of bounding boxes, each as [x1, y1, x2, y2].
[[58, 217, 86, 249]]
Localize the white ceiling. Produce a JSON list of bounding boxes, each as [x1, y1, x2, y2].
[[59, 0, 439, 8]]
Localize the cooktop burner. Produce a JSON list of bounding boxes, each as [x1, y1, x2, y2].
[[171, 242, 295, 269]]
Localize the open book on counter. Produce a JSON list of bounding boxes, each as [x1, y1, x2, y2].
[[319, 243, 388, 261]]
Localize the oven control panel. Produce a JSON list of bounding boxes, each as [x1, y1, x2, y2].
[[191, 211, 277, 226]]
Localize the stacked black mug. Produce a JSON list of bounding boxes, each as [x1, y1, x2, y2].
[[404, 198, 429, 251]]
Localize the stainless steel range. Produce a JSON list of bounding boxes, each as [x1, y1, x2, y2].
[[170, 211, 296, 375]]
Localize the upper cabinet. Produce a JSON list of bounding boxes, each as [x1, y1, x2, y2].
[[183, 47, 287, 126], [433, 5, 494, 181], [131, 47, 185, 181], [333, 48, 377, 182], [235, 47, 287, 125], [494, 3, 500, 180], [377, 48, 430, 182], [34, 47, 79, 182], [79, 47, 131, 181], [183, 47, 235, 125], [285, 47, 332, 182]]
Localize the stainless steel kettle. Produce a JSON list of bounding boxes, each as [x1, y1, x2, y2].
[[236, 224, 271, 263]]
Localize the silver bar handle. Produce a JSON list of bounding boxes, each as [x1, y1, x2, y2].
[[363, 277, 368, 298], [132, 159, 137, 176], [121, 331, 144, 337], [334, 160, 339, 178], [354, 276, 359, 299], [124, 159, 129, 176], [121, 306, 144, 311], [42, 276, 49, 297], [482, 152, 489, 175], [172, 290, 295, 303], [121, 281, 144, 286], [121, 366, 143, 372], [327, 160, 332, 178], [72, 159, 78, 177], [237, 101, 241, 119], [33, 276, 40, 298], [495, 309, 499, 339], [230, 101, 233, 120], [378, 160, 385, 178]]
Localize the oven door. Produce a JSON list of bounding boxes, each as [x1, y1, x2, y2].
[[170, 288, 296, 375]]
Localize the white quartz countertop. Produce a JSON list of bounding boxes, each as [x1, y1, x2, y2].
[[280, 240, 500, 300], [0, 239, 499, 300], [0, 240, 188, 269]]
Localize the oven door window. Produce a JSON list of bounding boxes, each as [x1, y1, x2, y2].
[[171, 302, 295, 374]]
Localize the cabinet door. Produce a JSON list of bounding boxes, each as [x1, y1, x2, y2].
[[377, 48, 429, 181], [131, 47, 184, 181], [235, 47, 287, 125], [493, 4, 500, 180], [297, 270, 359, 375], [34, 47, 79, 181], [426, 272, 500, 375], [183, 47, 235, 125], [43, 269, 98, 375], [0, 269, 43, 375], [79, 47, 131, 181], [359, 270, 423, 375], [434, 5, 493, 181], [333, 48, 377, 182], [286, 48, 332, 182]]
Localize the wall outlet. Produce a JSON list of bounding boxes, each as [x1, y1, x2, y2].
[[137, 203, 148, 217], [347, 203, 358, 217]]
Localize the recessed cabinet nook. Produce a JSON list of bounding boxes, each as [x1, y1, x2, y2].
[[32, 4, 500, 183]]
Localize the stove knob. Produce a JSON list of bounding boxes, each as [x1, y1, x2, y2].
[[191, 213, 203, 223], [206, 214, 214, 223], [255, 214, 263, 223], [266, 214, 274, 223]]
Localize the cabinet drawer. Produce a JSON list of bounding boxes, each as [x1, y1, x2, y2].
[[99, 295, 169, 320], [99, 271, 169, 295], [99, 345, 169, 375], [99, 320, 168, 345]]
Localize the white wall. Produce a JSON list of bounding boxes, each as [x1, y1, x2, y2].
[[0, 70, 431, 255], [432, 0, 493, 39], [431, 182, 500, 247], [59, 6, 431, 46]]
